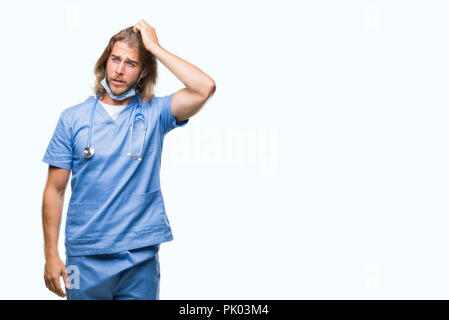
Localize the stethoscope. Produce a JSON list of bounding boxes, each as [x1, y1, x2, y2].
[[83, 94, 148, 162]]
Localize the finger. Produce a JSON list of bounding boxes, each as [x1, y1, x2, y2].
[[137, 21, 149, 30], [45, 274, 54, 290], [62, 268, 70, 289], [47, 278, 57, 295], [44, 277, 51, 290], [51, 277, 66, 298]]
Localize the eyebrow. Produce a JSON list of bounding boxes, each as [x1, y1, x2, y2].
[[111, 54, 138, 65]]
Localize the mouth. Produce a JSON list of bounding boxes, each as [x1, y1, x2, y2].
[[111, 79, 125, 86]]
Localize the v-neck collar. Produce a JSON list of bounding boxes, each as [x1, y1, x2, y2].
[[94, 95, 138, 125]]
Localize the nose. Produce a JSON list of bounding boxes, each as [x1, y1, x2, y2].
[[115, 61, 125, 75]]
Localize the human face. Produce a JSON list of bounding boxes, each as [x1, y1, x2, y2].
[[105, 41, 143, 97]]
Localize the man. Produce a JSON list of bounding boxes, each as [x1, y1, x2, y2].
[[41, 19, 215, 300]]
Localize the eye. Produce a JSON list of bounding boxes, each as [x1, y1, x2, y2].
[[127, 62, 136, 67]]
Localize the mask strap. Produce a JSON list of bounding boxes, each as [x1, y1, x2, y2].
[[135, 69, 145, 87]]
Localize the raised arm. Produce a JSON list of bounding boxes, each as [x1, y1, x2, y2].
[[133, 19, 216, 122]]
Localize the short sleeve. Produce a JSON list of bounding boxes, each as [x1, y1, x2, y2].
[[42, 111, 73, 170], [159, 92, 189, 134]]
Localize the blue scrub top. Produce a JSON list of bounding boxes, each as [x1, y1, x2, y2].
[[42, 93, 188, 256]]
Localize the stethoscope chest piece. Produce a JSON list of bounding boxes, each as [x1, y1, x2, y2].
[[83, 146, 94, 159]]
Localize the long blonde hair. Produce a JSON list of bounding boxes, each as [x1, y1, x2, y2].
[[93, 27, 158, 103]]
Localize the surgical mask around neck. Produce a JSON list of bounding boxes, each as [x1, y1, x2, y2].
[[101, 71, 143, 101]]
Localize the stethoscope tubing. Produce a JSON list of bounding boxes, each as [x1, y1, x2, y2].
[[87, 94, 101, 149], [85, 94, 147, 161]]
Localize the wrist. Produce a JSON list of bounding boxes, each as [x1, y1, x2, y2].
[[148, 43, 163, 56], [44, 248, 60, 260]]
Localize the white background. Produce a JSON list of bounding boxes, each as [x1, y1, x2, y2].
[[0, 0, 448, 299]]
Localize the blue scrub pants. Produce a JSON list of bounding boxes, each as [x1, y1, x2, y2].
[[65, 244, 160, 300]]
